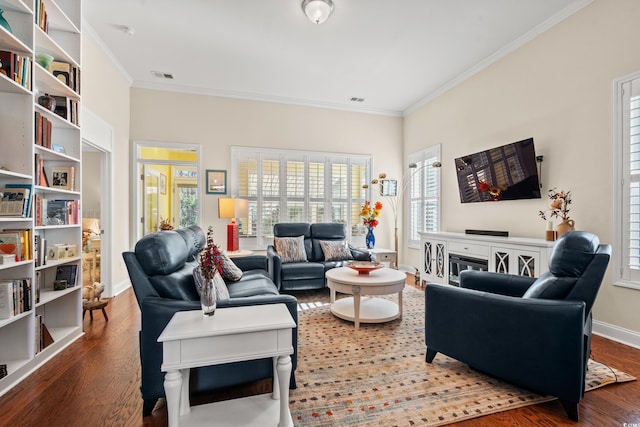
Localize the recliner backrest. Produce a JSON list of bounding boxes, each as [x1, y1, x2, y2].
[[131, 226, 206, 301], [310, 223, 347, 262], [522, 231, 611, 315], [273, 223, 312, 260]]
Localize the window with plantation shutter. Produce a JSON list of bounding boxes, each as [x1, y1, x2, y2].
[[615, 72, 640, 290], [408, 145, 441, 247], [231, 147, 371, 249]]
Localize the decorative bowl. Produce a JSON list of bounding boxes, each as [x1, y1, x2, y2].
[[346, 261, 384, 274], [35, 53, 54, 69]]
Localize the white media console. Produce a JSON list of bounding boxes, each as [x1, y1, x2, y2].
[[419, 232, 555, 286]]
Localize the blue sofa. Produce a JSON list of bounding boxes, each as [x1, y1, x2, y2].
[[267, 222, 370, 291], [122, 225, 298, 416]]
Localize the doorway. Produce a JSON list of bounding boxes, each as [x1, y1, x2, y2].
[[81, 109, 113, 296], [133, 141, 200, 239]]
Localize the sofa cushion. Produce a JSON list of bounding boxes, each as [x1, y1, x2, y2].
[[193, 266, 230, 300], [148, 260, 200, 301], [281, 262, 325, 280], [275, 236, 308, 263], [310, 223, 347, 262], [226, 274, 279, 298], [220, 252, 243, 282], [319, 240, 353, 262]]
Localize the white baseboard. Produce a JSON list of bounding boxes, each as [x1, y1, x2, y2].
[[593, 320, 640, 349], [112, 279, 131, 297]]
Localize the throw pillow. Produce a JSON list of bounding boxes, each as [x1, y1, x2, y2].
[[275, 236, 308, 263], [319, 240, 353, 262], [220, 252, 243, 282], [193, 267, 230, 301]]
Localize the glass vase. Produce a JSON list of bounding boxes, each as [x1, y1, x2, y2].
[[365, 227, 376, 249], [200, 277, 217, 316]]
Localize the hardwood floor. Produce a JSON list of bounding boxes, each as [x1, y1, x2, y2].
[[0, 281, 638, 427]]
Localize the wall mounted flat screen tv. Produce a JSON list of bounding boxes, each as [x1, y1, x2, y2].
[[454, 138, 541, 203]]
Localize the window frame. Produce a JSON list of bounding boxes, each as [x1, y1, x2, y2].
[[407, 145, 441, 248], [230, 146, 371, 250], [614, 71, 640, 290]]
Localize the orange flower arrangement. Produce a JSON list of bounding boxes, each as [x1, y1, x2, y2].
[[361, 200, 383, 228]]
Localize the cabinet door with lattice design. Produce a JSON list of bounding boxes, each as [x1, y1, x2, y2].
[[422, 239, 447, 284]]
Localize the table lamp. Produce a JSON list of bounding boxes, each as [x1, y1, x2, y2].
[[218, 198, 248, 252]]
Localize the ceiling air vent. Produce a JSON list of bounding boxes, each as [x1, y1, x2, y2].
[[151, 71, 174, 79], [349, 97, 365, 102]]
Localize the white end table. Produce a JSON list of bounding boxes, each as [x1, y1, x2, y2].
[[158, 304, 296, 427], [368, 248, 397, 268], [326, 266, 405, 330]]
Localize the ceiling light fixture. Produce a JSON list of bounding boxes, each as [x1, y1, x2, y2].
[[302, 0, 334, 25]]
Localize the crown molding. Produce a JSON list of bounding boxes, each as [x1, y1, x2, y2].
[[82, 18, 134, 86]]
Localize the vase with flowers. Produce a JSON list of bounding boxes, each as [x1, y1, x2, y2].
[[198, 226, 224, 316], [361, 200, 383, 249], [539, 188, 574, 238]]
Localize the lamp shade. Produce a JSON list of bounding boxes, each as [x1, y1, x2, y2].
[[302, 0, 334, 24], [218, 198, 248, 220]]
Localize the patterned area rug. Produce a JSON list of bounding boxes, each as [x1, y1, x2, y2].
[[288, 286, 635, 426]]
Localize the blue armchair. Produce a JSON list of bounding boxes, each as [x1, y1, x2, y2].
[[424, 231, 611, 421], [123, 226, 298, 416]]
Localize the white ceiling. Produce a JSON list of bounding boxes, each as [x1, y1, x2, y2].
[[83, 0, 588, 116]]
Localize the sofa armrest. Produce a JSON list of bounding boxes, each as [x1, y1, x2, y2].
[[232, 255, 268, 272], [349, 245, 371, 261], [267, 245, 283, 289], [459, 269, 535, 297]]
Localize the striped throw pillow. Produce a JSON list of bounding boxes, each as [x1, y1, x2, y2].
[[275, 236, 308, 263], [319, 240, 353, 262], [220, 252, 243, 282]]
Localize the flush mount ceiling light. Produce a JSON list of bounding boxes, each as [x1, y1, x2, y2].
[[302, 0, 334, 24]]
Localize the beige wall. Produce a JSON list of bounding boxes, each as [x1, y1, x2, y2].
[[404, 0, 640, 335], [81, 35, 131, 290], [129, 89, 404, 247]]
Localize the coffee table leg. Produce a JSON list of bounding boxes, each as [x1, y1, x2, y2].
[[353, 285, 361, 330], [276, 355, 293, 427], [398, 290, 403, 319]]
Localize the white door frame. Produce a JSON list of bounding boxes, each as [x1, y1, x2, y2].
[[81, 108, 115, 296], [131, 140, 202, 243]]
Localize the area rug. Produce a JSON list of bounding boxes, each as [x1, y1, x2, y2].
[[288, 286, 635, 427]]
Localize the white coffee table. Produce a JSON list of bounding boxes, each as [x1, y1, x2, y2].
[[157, 304, 296, 427], [326, 266, 406, 330]]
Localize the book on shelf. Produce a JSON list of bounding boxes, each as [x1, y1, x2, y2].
[[0, 50, 32, 90], [0, 187, 33, 217], [0, 279, 32, 319], [34, 155, 50, 188], [35, 315, 54, 354], [35, 0, 49, 33], [45, 199, 79, 225], [34, 112, 53, 148], [55, 264, 78, 288], [3, 184, 34, 218]]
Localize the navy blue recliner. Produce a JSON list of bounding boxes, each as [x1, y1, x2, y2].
[[425, 231, 611, 421], [123, 226, 298, 416]]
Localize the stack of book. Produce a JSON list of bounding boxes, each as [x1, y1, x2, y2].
[[35, 0, 49, 33], [0, 185, 34, 218], [0, 279, 32, 319], [34, 112, 53, 147], [0, 50, 32, 90]]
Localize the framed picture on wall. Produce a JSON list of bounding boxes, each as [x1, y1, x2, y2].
[[160, 173, 167, 195], [380, 179, 397, 196], [206, 170, 226, 194]]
